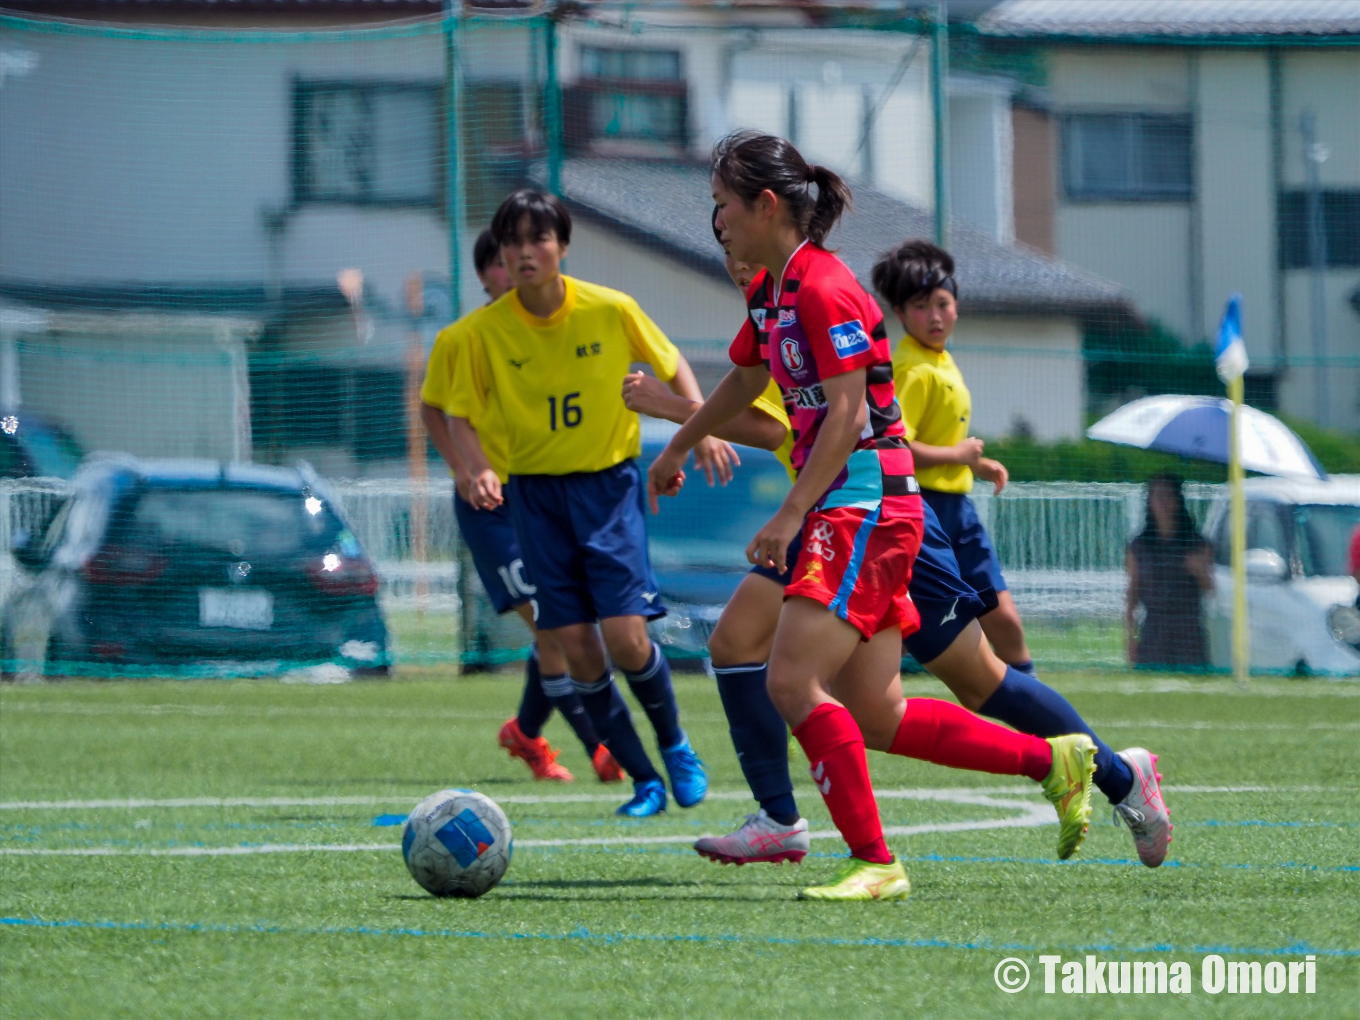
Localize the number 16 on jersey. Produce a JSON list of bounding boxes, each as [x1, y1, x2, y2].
[[548, 392, 582, 431]]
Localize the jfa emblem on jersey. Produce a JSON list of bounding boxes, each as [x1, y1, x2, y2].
[[779, 337, 805, 373], [750, 308, 767, 329], [828, 319, 872, 359], [778, 308, 797, 327], [806, 519, 836, 561]]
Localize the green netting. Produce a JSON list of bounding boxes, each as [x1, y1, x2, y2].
[[0, 5, 1356, 680]]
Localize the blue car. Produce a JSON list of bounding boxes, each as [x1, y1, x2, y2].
[[640, 426, 792, 606], [2, 457, 389, 678]]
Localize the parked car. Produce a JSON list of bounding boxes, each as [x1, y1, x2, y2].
[[0, 411, 84, 479], [1203, 475, 1360, 675], [2, 456, 389, 679], [639, 422, 792, 605]]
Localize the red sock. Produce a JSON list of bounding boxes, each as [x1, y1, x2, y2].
[[890, 698, 1052, 782], [792, 703, 891, 864]]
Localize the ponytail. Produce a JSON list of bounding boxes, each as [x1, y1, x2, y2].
[[805, 164, 852, 247], [711, 131, 853, 248]]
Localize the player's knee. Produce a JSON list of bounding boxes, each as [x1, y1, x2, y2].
[[707, 620, 748, 669]]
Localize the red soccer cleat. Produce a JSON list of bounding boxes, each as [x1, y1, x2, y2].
[[498, 718, 573, 782], [591, 744, 625, 783]]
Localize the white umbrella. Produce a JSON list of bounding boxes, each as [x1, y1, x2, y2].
[[1087, 395, 1326, 480]]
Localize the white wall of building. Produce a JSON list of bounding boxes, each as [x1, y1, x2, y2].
[[883, 313, 1085, 441], [1047, 44, 1360, 433]]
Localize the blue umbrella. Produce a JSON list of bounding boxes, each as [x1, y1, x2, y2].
[[1087, 394, 1326, 480]]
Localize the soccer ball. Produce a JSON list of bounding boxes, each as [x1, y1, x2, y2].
[[401, 789, 512, 898]]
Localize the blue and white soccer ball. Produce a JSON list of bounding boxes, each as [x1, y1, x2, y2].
[[401, 789, 512, 898]]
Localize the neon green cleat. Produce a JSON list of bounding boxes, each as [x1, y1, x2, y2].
[[1042, 734, 1097, 859], [798, 856, 911, 901]]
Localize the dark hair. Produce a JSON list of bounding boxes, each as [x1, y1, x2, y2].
[[472, 228, 499, 275], [870, 239, 958, 309], [1142, 471, 1201, 547], [711, 205, 723, 247], [710, 131, 852, 247], [490, 188, 572, 248]]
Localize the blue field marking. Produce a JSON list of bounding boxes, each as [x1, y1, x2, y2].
[[373, 814, 407, 827], [2, 916, 1357, 958]]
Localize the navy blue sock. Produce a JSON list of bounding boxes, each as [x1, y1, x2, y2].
[[515, 649, 553, 739], [713, 663, 798, 824], [1011, 659, 1037, 678], [573, 671, 660, 783], [979, 666, 1134, 804], [622, 642, 684, 750], [540, 672, 601, 756]]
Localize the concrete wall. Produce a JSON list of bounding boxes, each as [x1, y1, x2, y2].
[[1047, 43, 1360, 433], [0, 27, 464, 312], [883, 314, 1085, 441]]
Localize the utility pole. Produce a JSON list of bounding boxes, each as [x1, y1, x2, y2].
[[930, 3, 950, 246]]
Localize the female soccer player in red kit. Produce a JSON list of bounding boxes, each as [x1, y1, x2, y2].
[[648, 132, 1096, 900]]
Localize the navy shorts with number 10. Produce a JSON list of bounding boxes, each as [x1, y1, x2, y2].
[[507, 459, 667, 631], [453, 493, 537, 616]]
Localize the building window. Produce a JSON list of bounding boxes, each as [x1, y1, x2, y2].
[[1278, 190, 1360, 269], [1062, 114, 1192, 201], [565, 46, 686, 156], [293, 81, 441, 206]]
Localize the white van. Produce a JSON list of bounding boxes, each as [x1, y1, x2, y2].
[[1203, 475, 1360, 675]]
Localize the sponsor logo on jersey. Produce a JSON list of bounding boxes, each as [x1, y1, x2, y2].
[[779, 337, 805, 373], [829, 319, 873, 359], [778, 308, 797, 327], [750, 308, 767, 330], [788, 383, 826, 409]]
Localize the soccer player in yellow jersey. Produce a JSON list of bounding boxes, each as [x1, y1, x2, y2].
[[447, 190, 731, 817], [872, 240, 1169, 865], [874, 240, 1031, 668], [420, 230, 621, 786]]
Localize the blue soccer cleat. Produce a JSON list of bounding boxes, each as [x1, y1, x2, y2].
[[616, 778, 667, 817], [660, 732, 708, 808]]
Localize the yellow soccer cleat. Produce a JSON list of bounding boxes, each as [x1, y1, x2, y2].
[[1042, 734, 1097, 860], [798, 856, 911, 902]]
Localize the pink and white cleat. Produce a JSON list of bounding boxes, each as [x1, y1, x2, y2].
[[694, 810, 810, 865], [1114, 747, 1172, 868]]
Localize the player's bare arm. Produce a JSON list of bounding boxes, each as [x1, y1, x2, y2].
[[747, 368, 865, 574], [419, 401, 474, 500], [909, 437, 1007, 494], [448, 415, 502, 510], [647, 364, 770, 512], [666, 353, 738, 486], [623, 371, 784, 451]]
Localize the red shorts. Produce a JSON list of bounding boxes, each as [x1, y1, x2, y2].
[[785, 506, 924, 640]]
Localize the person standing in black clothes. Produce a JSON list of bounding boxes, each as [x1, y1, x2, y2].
[[1126, 472, 1215, 668]]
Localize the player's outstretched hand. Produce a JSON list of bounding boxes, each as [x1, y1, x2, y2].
[[976, 456, 1008, 495], [469, 469, 503, 511], [693, 436, 739, 487], [622, 371, 674, 418], [646, 446, 688, 514], [746, 506, 803, 574]]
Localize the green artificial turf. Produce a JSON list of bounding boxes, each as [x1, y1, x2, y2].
[[1, 673, 1358, 1018]]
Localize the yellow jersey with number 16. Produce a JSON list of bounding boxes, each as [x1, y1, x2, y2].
[[447, 276, 680, 476]]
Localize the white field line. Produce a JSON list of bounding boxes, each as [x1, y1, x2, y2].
[[5, 700, 1357, 732], [0, 784, 1340, 812], [904, 679, 1360, 698], [0, 791, 1054, 857]]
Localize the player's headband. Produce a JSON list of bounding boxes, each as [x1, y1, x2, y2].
[[919, 268, 958, 298]]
